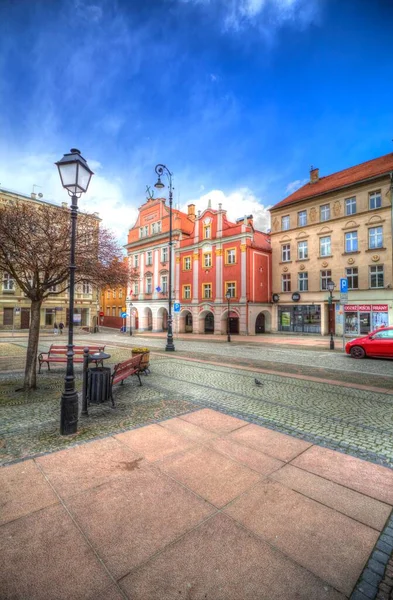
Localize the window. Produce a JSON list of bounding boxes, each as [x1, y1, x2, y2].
[[320, 236, 331, 256], [106, 290, 111, 299], [112, 288, 116, 299], [134, 282, 139, 295], [281, 274, 291, 292], [133, 255, 139, 268], [345, 231, 358, 253], [202, 283, 212, 299], [151, 221, 161, 234], [225, 282, 236, 298], [203, 253, 212, 268], [3, 307, 13, 325], [226, 249, 236, 264], [373, 330, 393, 339], [320, 269, 332, 290], [146, 277, 152, 294], [161, 247, 168, 262], [112, 307, 117, 317], [49, 284, 57, 293], [298, 210, 307, 227], [370, 265, 384, 288], [345, 197, 356, 215], [298, 241, 308, 260], [298, 272, 308, 292], [320, 204, 330, 221], [183, 285, 191, 299], [183, 256, 191, 270], [204, 224, 211, 239], [146, 251, 152, 266], [161, 275, 168, 293], [346, 267, 358, 290], [139, 225, 149, 238], [369, 191, 381, 210], [106, 307, 110, 316], [281, 215, 290, 231], [2, 272, 14, 291], [282, 244, 291, 262], [119, 289, 123, 298], [369, 227, 383, 249]]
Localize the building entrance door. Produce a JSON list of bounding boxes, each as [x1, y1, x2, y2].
[[21, 308, 30, 329], [359, 312, 371, 335], [255, 313, 265, 334]]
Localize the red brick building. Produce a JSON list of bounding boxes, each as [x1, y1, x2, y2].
[[125, 197, 272, 335]]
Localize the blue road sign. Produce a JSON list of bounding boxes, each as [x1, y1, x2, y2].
[[173, 303, 181, 312], [121, 312, 128, 318], [340, 278, 348, 293]]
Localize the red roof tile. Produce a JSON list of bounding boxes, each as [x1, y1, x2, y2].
[[272, 153, 393, 211]]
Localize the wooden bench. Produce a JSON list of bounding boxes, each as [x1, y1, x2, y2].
[[110, 354, 143, 404], [38, 344, 106, 374]]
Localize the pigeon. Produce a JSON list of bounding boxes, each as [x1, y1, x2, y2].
[[255, 378, 263, 386]]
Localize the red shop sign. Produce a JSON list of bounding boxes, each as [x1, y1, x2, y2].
[[344, 304, 388, 313], [372, 304, 388, 312]]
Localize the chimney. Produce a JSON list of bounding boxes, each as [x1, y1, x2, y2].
[[207, 198, 211, 209], [187, 204, 195, 220], [310, 165, 319, 183], [62, 202, 68, 209], [218, 203, 222, 211], [31, 192, 36, 199]]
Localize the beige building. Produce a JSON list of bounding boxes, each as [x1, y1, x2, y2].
[[269, 153, 393, 336], [0, 187, 100, 332]]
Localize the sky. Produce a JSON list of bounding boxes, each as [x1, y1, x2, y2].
[[1, 0, 393, 245]]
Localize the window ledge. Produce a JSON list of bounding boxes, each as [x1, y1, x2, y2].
[[342, 251, 360, 255], [318, 255, 333, 259], [2, 290, 15, 294], [279, 261, 292, 265], [295, 258, 309, 262], [365, 247, 386, 252]]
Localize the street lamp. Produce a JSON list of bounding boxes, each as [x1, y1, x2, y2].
[[55, 148, 94, 435], [226, 290, 231, 343], [154, 164, 175, 352], [327, 280, 335, 350], [128, 299, 133, 336]]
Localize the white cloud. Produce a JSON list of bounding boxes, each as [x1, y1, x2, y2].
[[285, 177, 308, 194], [180, 187, 271, 231]]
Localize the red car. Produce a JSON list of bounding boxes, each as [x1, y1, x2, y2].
[[345, 326, 393, 359]]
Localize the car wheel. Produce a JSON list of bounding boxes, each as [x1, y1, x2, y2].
[[350, 346, 366, 359]]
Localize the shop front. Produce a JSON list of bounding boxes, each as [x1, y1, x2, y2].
[[278, 304, 321, 334], [344, 304, 389, 336]]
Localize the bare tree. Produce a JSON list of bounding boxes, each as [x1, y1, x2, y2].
[[0, 199, 128, 390]]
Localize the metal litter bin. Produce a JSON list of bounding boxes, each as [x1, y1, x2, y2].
[[87, 367, 111, 404]]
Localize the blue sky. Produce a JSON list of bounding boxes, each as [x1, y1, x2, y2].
[[1, 0, 393, 242]]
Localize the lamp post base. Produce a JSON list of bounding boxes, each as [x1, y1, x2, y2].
[[330, 336, 335, 350], [60, 390, 79, 435], [165, 341, 175, 352]]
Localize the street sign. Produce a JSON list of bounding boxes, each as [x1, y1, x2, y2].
[[340, 293, 348, 305], [14, 307, 21, 313], [173, 303, 181, 312], [121, 312, 128, 318], [340, 278, 348, 293]]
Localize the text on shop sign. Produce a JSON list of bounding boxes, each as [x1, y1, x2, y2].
[[344, 304, 388, 312]]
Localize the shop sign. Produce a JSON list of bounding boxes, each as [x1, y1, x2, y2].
[[344, 304, 388, 312], [292, 292, 301, 302]]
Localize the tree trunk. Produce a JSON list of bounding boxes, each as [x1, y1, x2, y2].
[[24, 300, 42, 390]]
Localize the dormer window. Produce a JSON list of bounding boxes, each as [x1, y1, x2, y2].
[[203, 224, 211, 239]]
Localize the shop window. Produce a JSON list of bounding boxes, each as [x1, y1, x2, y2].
[[298, 210, 307, 227], [281, 274, 291, 292], [345, 197, 356, 215], [281, 215, 290, 231], [282, 244, 291, 262], [369, 191, 381, 210], [298, 241, 308, 260], [345, 267, 358, 290], [298, 272, 308, 292], [369, 227, 383, 249], [320, 269, 332, 290], [345, 231, 358, 253], [370, 265, 384, 288], [320, 236, 331, 257], [320, 204, 330, 221]]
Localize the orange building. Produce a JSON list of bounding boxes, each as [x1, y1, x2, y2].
[[125, 197, 272, 335]]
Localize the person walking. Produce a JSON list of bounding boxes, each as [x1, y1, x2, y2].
[[53, 322, 59, 335], [59, 322, 64, 334]]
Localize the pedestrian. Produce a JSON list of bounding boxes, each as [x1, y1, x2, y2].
[[53, 322, 59, 335], [59, 322, 64, 334]]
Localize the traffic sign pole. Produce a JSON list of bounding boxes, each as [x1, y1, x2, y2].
[[340, 278, 348, 353]]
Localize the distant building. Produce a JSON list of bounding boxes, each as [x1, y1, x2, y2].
[[269, 153, 393, 336], [125, 197, 272, 335], [0, 187, 100, 331]]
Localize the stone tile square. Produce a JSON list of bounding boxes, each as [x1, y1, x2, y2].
[[37, 436, 143, 498], [0, 459, 58, 525], [180, 408, 247, 434], [292, 445, 393, 505], [227, 423, 312, 462], [160, 417, 218, 442], [0, 504, 111, 600], [225, 479, 379, 595], [66, 464, 214, 579], [158, 446, 261, 507], [270, 464, 391, 531], [114, 423, 195, 461], [121, 512, 345, 600], [208, 437, 284, 476]]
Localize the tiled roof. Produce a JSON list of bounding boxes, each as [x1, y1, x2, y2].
[[271, 153, 393, 211]]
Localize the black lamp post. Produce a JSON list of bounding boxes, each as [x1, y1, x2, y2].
[[129, 300, 133, 336], [327, 280, 335, 350], [55, 148, 94, 435], [154, 164, 175, 352], [226, 290, 231, 342]]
